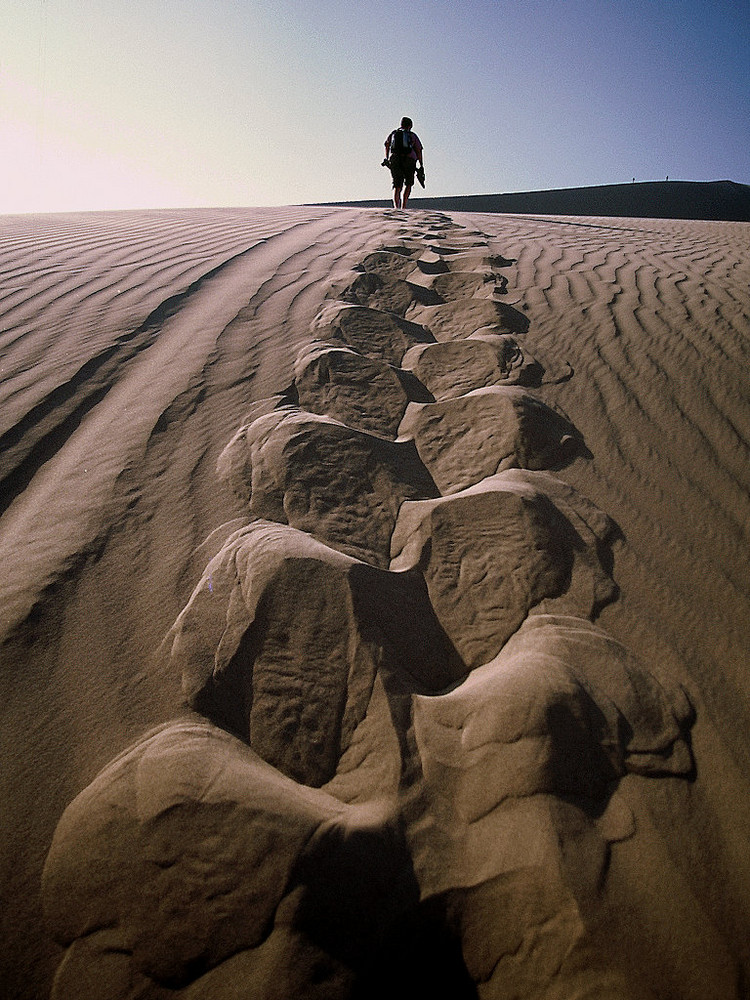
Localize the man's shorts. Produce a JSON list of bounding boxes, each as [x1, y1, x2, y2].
[[390, 155, 416, 189]]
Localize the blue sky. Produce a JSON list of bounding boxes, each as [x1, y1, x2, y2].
[[1, 0, 748, 212]]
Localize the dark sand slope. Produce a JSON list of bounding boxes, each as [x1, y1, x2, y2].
[[1, 207, 749, 999], [330, 179, 750, 222]]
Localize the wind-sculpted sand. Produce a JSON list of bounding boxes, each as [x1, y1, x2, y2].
[[1, 207, 749, 1000]]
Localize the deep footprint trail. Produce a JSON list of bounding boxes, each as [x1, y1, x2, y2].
[[43, 213, 695, 1000]]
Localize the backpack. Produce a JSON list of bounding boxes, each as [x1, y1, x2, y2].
[[390, 128, 412, 161]]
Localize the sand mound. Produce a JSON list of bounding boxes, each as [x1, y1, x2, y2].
[[42, 718, 413, 998], [398, 386, 583, 493], [402, 333, 544, 398], [293, 342, 420, 437], [423, 269, 509, 300], [391, 470, 618, 669], [408, 297, 531, 341], [1, 207, 749, 1000], [310, 300, 433, 365], [326, 270, 441, 315], [216, 403, 436, 567], [167, 519, 461, 786]]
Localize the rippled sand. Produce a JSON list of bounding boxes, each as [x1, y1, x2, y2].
[[1, 207, 748, 1000]]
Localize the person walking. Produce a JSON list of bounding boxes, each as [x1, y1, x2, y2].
[[384, 117, 424, 209]]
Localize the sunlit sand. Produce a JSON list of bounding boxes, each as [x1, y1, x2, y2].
[[1, 204, 749, 999]]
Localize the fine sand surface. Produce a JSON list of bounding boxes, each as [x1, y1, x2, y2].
[[1, 206, 749, 1000]]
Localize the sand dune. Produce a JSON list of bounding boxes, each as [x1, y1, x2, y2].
[[329, 179, 750, 221], [1, 206, 749, 999]]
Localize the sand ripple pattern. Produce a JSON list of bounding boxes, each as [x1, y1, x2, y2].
[[44, 214, 696, 999]]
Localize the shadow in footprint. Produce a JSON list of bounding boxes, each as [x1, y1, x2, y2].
[[352, 897, 478, 1000]]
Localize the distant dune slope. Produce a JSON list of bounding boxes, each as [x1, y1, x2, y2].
[[0, 207, 749, 1000], [326, 179, 750, 221]]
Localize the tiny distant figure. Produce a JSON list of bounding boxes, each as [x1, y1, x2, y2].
[[383, 117, 424, 209]]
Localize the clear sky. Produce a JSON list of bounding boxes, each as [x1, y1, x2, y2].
[[1, 0, 748, 213]]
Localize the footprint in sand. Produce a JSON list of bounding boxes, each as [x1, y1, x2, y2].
[[44, 215, 695, 1000], [215, 402, 437, 568], [292, 341, 421, 438], [401, 332, 544, 397], [398, 386, 585, 494], [310, 299, 433, 366]]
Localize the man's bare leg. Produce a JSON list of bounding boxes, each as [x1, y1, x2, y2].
[[402, 183, 413, 208], [393, 186, 402, 209]]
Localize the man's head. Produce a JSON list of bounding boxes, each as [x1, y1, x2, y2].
[[400, 117, 413, 130]]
